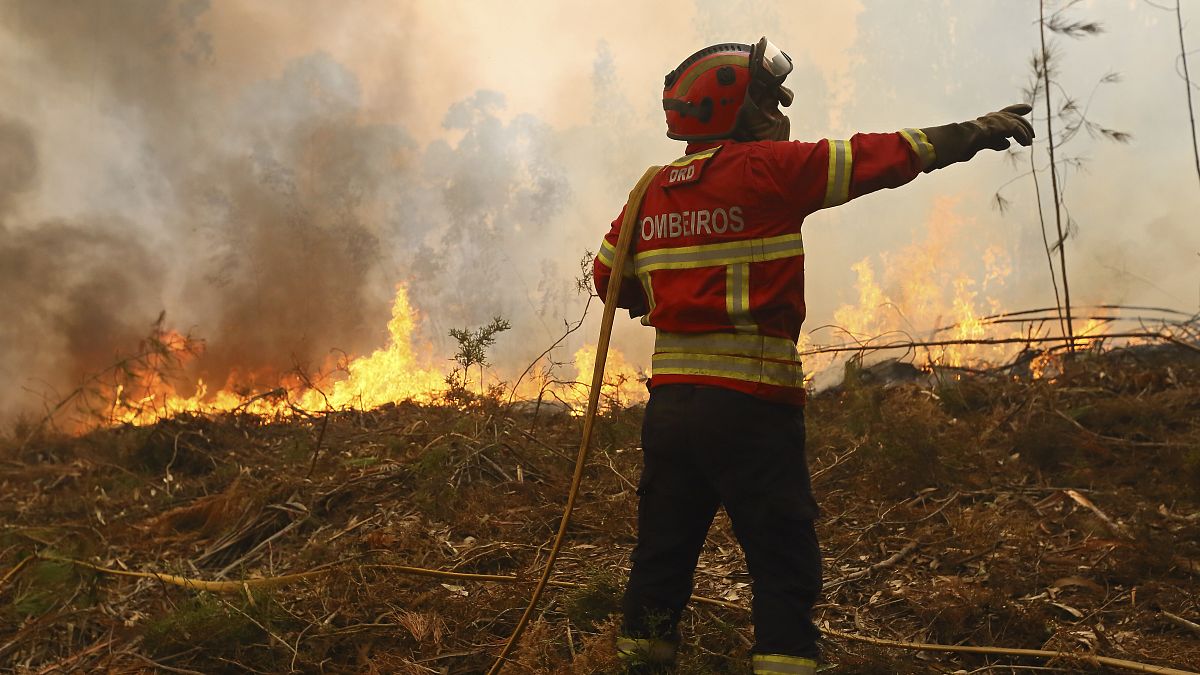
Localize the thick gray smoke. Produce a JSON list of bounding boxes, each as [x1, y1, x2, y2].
[[0, 117, 167, 403], [0, 1, 574, 420]]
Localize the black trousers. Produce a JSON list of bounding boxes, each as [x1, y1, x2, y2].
[[621, 384, 822, 659]]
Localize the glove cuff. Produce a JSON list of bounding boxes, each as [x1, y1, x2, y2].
[[919, 121, 987, 172]]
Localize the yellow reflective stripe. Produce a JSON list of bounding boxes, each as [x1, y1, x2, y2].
[[752, 653, 817, 674], [637, 271, 656, 326], [652, 352, 805, 388], [899, 127, 936, 170], [669, 147, 720, 167], [655, 331, 799, 362], [633, 232, 804, 274], [725, 263, 757, 333], [822, 139, 852, 208], [675, 54, 749, 96], [596, 239, 616, 268], [616, 636, 677, 663]]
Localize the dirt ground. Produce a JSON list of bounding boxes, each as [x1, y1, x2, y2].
[[2, 345, 1199, 674]]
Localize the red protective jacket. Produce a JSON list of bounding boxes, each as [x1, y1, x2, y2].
[[594, 131, 936, 406]]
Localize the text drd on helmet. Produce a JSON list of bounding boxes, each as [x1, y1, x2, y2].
[[662, 37, 795, 142]]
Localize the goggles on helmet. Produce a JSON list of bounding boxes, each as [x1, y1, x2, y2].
[[749, 37, 794, 107], [752, 37, 793, 84], [661, 37, 794, 141]]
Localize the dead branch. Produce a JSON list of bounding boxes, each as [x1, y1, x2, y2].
[[1041, 0, 1076, 351], [826, 540, 919, 589], [1161, 610, 1200, 637], [507, 295, 593, 406], [798, 330, 1175, 357], [49, 555, 1200, 675], [1065, 489, 1129, 538]]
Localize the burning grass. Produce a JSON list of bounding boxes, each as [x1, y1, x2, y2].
[[1, 344, 1199, 673]]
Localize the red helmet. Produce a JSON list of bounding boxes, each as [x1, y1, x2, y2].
[[663, 38, 794, 142]]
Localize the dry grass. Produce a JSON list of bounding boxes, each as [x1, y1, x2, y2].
[[1, 344, 1198, 673]]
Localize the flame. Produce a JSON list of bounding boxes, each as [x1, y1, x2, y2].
[[815, 197, 1029, 373], [1029, 317, 1116, 380], [808, 197, 1128, 384], [293, 287, 445, 410], [94, 196, 1127, 427], [102, 285, 445, 426], [93, 283, 653, 428], [564, 344, 648, 411]]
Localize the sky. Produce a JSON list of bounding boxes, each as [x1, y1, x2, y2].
[[0, 0, 1197, 418]]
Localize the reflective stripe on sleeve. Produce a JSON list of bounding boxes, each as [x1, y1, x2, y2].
[[899, 127, 936, 169], [655, 330, 799, 362], [752, 653, 818, 675], [725, 263, 757, 333], [596, 239, 617, 268], [822, 139, 852, 207], [651, 352, 805, 389], [633, 232, 804, 274]]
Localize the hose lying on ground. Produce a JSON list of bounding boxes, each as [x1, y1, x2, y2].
[[484, 164, 664, 675], [31, 555, 1199, 675]]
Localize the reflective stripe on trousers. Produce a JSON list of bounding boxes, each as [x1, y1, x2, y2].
[[616, 636, 677, 664], [753, 653, 818, 674]]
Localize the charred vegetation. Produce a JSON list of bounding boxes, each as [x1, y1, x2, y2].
[[1, 343, 1198, 673]]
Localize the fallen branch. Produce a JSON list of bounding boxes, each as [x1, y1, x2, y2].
[[1066, 489, 1129, 538], [49, 555, 1200, 675], [54, 555, 329, 592], [51, 555, 740, 611], [826, 540, 918, 589], [32, 637, 116, 675], [1158, 505, 1200, 523], [1161, 610, 1200, 637], [820, 627, 1199, 675], [799, 331, 1175, 357], [0, 555, 33, 595], [1167, 336, 1200, 355]]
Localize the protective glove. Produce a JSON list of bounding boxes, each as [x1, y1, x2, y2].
[[920, 103, 1035, 172]]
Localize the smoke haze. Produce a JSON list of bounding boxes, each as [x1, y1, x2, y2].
[[1, 1, 1197, 421]]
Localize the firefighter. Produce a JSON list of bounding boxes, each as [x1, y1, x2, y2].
[[590, 39, 1032, 667], [593, 38, 1034, 673]]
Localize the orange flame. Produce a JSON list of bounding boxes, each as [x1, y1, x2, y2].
[[95, 284, 654, 428], [103, 286, 445, 426], [564, 345, 648, 411], [811, 197, 1027, 374]]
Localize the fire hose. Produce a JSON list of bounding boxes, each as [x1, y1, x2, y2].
[[31, 554, 1200, 675], [486, 164, 663, 674]]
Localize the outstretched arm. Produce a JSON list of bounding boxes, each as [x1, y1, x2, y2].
[[772, 104, 1036, 214], [920, 103, 1036, 171]]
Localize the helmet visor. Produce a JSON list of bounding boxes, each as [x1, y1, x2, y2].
[[757, 39, 793, 79]]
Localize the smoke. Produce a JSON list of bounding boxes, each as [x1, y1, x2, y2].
[[3, 1, 1194, 424], [0, 116, 167, 412], [0, 118, 36, 214], [0, 1, 578, 421]]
